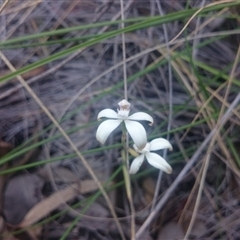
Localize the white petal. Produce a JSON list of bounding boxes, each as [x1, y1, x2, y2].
[[96, 119, 122, 144], [149, 138, 173, 151], [145, 152, 172, 174], [129, 154, 145, 174], [125, 120, 147, 150], [128, 112, 154, 125], [117, 109, 130, 118], [97, 109, 119, 120]]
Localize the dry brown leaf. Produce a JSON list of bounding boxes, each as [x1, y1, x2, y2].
[[157, 221, 184, 240], [0, 216, 4, 233], [19, 180, 99, 228], [190, 219, 207, 238], [142, 177, 156, 205], [0, 139, 12, 157], [1, 216, 29, 240], [3, 174, 44, 225], [0, 231, 20, 240], [0, 67, 46, 83], [26, 225, 42, 240], [37, 166, 79, 183]]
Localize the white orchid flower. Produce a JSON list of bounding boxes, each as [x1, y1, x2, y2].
[[96, 99, 153, 150], [129, 138, 172, 174]]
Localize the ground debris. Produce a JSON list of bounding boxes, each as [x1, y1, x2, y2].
[[3, 174, 44, 225]]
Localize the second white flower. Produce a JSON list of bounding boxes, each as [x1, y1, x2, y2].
[[129, 138, 173, 174]]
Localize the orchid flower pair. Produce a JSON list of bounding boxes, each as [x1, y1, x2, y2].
[[96, 99, 172, 174]]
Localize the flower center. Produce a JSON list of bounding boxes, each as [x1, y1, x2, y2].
[[135, 143, 150, 153], [117, 109, 130, 119], [118, 99, 131, 110], [141, 143, 150, 153], [117, 99, 131, 119]]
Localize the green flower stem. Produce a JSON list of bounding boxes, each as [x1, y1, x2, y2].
[[121, 123, 131, 201], [121, 123, 135, 238]]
